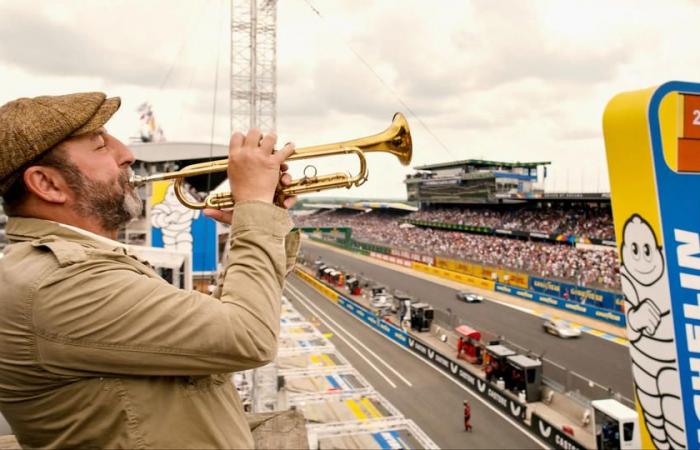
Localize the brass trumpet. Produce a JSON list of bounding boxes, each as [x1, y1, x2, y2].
[[130, 112, 412, 209]]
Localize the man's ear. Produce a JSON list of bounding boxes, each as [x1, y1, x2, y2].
[[22, 166, 69, 204]]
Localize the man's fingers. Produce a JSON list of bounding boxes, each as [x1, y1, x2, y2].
[[283, 195, 298, 209], [280, 173, 293, 186], [244, 128, 262, 149], [280, 163, 289, 172], [203, 208, 233, 225], [273, 142, 295, 164], [260, 132, 277, 154], [229, 132, 245, 155]]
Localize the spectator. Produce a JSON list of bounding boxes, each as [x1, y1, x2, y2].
[[294, 208, 621, 290]]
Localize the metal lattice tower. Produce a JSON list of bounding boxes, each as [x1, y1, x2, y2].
[[231, 0, 277, 133]]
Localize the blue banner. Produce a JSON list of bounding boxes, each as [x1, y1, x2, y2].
[[496, 283, 625, 326], [337, 296, 408, 347], [529, 276, 623, 311]]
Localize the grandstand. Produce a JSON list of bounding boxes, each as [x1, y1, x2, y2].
[[294, 159, 622, 308], [405, 159, 550, 205]]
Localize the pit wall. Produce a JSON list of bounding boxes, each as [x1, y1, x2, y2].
[[294, 267, 588, 450], [308, 236, 626, 327]]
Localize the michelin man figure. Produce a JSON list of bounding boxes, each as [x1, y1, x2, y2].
[[151, 184, 200, 254], [619, 214, 685, 449]]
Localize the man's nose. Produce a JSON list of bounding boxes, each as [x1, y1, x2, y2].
[[107, 133, 135, 167]]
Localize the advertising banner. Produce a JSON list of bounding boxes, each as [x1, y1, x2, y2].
[[495, 283, 626, 326], [529, 276, 623, 311], [529, 413, 585, 450], [413, 262, 496, 290], [435, 257, 529, 289], [337, 296, 408, 347], [603, 81, 700, 449], [150, 181, 217, 273]]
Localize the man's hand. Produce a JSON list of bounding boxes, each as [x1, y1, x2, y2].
[[204, 162, 297, 224], [228, 128, 295, 204]]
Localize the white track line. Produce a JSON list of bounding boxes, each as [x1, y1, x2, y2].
[[289, 277, 548, 450], [286, 286, 398, 389], [287, 283, 413, 387]]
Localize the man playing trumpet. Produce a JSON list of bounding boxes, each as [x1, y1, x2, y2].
[[0, 92, 299, 448]]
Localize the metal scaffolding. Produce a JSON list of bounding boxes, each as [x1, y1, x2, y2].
[[230, 0, 277, 133]]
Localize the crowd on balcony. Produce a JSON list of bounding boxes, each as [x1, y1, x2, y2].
[[294, 207, 620, 290]]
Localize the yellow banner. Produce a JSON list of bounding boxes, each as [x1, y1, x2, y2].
[[434, 257, 528, 288], [294, 269, 338, 302], [412, 262, 496, 291]]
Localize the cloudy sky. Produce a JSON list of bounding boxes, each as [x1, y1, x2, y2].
[[1, 0, 699, 199]]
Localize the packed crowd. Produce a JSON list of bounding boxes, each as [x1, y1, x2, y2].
[[407, 206, 614, 240], [295, 209, 620, 290]]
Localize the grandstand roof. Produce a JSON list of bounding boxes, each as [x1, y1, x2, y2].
[[349, 202, 418, 212], [300, 201, 417, 212], [414, 159, 551, 171]]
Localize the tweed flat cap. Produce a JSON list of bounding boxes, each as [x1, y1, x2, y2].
[[0, 92, 121, 195]]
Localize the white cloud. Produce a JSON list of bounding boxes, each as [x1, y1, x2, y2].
[[1, 0, 699, 198]]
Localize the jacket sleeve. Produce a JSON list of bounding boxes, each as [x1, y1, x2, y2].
[[31, 201, 294, 377]]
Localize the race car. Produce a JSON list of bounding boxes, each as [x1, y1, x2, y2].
[[542, 319, 582, 338], [456, 291, 484, 303]]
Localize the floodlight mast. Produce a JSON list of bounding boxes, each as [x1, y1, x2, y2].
[[231, 0, 277, 133]]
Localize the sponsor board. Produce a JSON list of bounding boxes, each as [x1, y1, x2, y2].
[[412, 262, 496, 290], [406, 336, 525, 422], [603, 81, 700, 449], [530, 413, 584, 450], [494, 283, 626, 327], [294, 270, 339, 302], [370, 251, 413, 268], [337, 296, 408, 347], [530, 276, 623, 311], [434, 257, 529, 289]]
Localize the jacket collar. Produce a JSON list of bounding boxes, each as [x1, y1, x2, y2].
[[5, 216, 127, 251]]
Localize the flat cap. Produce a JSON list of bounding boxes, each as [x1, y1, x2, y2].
[[0, 92, 121, 195]]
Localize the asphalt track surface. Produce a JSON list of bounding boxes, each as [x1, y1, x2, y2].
[[302, 242, 635, 400], [285, 275, 546, 450]]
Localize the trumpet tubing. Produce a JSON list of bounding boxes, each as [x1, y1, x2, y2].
[[130, 113, 412, 209]]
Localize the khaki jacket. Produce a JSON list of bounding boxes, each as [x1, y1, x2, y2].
[[0, 201, 300, 449]]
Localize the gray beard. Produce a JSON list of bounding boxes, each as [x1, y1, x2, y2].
[[71, 169, 143, 232]]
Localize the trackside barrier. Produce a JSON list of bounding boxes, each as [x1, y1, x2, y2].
[[369, 252, 413, 268], [405, 334, 526, 422], [411, 262, 496, 290], [494, 283, 626, 327], [336, 296, 409, 347], [294, 270, 339, 302], [530, 412, 585, 450], [293, 268, 589, 450]]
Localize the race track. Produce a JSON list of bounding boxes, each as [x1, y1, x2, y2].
[[302, 242, 634, 400], [285, 275, 546, 449]]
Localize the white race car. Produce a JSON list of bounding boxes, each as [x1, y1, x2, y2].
[[456, 291, 484, 303], [542, 319, 582, 338]]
